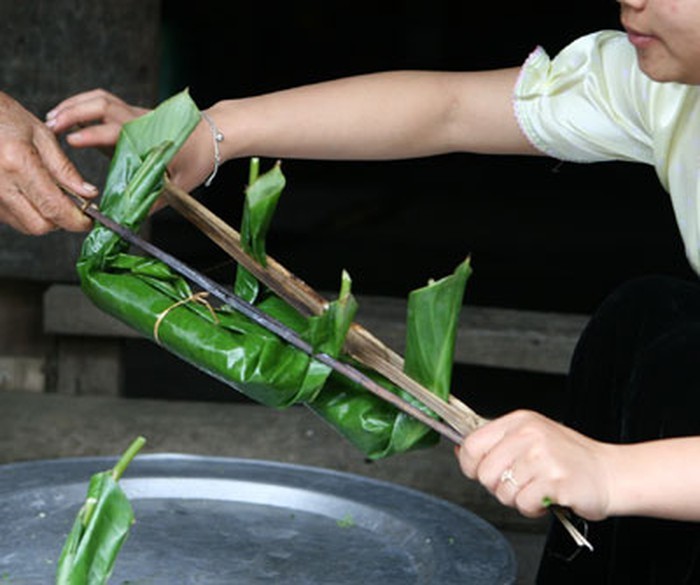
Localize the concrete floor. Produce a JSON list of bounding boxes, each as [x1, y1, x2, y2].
[[0, 389, 547, 583]]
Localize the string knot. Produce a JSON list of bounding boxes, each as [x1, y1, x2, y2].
[[153, 291, 219, 344]]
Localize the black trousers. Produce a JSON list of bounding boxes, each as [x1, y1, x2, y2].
[[537, 275, 700, 584]]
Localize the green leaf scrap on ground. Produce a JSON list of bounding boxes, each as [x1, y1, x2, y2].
[[336, 513, 355, 528], [56, 437, 146, 585]]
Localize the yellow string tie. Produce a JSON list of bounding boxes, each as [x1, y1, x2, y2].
[[153, 291, 219, 344]]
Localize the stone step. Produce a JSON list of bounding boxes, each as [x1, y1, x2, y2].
[[44, 284, 588, 376]]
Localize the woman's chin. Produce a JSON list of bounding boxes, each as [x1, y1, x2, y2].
[[637, 54, 698, 84]]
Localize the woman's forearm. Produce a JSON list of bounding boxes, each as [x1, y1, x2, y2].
[[208, 68, 536, 163], [607, 437, 700, 520]]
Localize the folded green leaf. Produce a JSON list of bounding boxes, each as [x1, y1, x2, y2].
[[234, 159, 285, 302], [56, 437, 146, 585], [405, 258, 472, 397], [305, 270, 357, 356]]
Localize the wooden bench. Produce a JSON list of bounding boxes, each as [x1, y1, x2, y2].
[[42, 284, 588, 396]]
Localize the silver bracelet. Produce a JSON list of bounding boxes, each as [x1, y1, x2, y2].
[[201, 111, 224, 187]]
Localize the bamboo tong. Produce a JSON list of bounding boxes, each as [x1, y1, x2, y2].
[[161, 179, 487, 440]]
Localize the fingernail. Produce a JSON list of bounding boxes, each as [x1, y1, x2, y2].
[[45, 109, 57, 120], [82, 182, 98, 194], [45, 118, 57, 129]]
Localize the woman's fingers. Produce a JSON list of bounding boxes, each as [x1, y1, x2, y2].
[[46, 88, 120, 117], [46, 88, 147, 140], [458, 416, 511, 479], [65, 123, 124, 149]]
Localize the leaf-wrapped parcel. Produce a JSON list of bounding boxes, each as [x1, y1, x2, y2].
[[78, 90, 471, 459]]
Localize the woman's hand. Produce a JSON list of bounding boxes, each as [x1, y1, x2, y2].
[[456, 409, 615, 521], [46, 89, 147, 154], [0, 92, 98, 234], [47, 89, 217, 193]]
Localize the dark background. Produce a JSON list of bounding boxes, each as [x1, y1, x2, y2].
[[128, 1, 695, 417], [154, 0, 693, 313]]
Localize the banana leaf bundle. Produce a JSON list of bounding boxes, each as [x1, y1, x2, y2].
[[77, 90, 471, 460]]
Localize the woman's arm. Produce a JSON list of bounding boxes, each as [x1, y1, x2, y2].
[[211, 69, 536, 161], [605, 437, 700, 520], [47, 68, 538, 191]]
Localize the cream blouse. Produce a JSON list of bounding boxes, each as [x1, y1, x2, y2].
[[514, 30, 700, 274]]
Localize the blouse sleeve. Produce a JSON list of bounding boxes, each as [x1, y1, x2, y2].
[[514, 31, 656, 165]]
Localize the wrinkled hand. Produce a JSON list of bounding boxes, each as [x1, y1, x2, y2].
[[48, 88, 214, 193], [0, 92, 98, 234], [456, 409, 615, 521]]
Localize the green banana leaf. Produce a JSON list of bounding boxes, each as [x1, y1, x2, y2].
[[233, 158, 284, 302], [405, 260, 472, 398], [77, 90, 472, 459], [56, 437, 146, 585]]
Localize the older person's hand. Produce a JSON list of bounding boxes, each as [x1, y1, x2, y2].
[[0, 92, 97, 234]]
